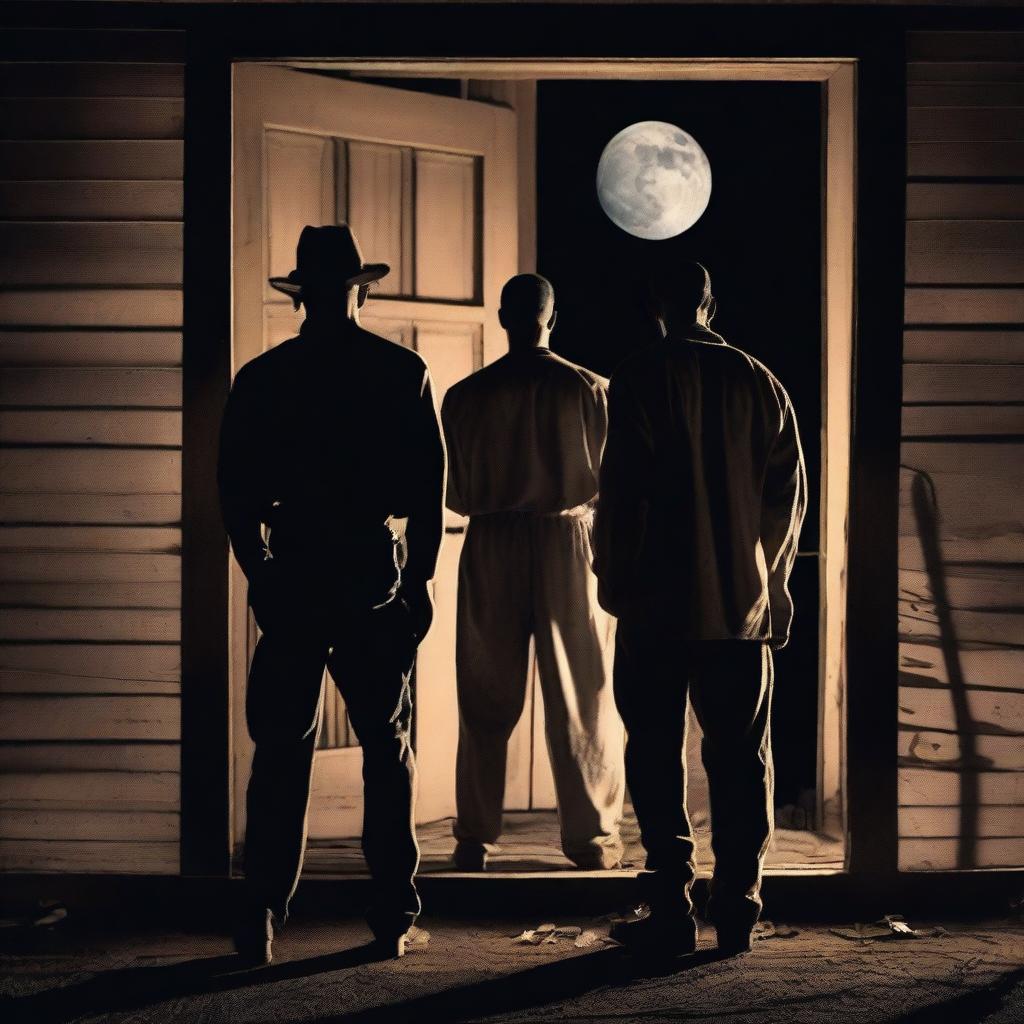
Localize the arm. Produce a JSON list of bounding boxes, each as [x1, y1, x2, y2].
[[217, 368, 268, 583], [592, 371, 655, 616], [439, 389, 468, 516], [761, 395, 808, 648]]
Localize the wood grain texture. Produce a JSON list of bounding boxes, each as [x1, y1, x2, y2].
[[899, 605, 1023, 647], [0, 743, 179, 772], [900, 641, 1024, 693], [0, 526, 180, 552], [0, 97, 184, 140], [904, 287, 1024, 325], [0, 409, 182, 446], [0, 643, 179, 694], [0, 608, 180, 642], [0, 62, 184, 98], [0, 181, 182, 222], [0, 223, 183, 287], [0, 581, 181, 610], [0, 289, 183, 328], [0, 366, 182, 406], [0, 839, 178, 874], [0, 141, 183, 180], [908, 107, 1024, 143], [908, 33, 1024, 62], [908, 84, 1024, 108], [0, 330, 182, 367], [3, 808, 179, 842], [903, 329, 1024, 364], [906, 221, 1024, 285], [907, 184, 1024, 222], [899, 686, 1024, 736], [902, 405, 1024, 437], [899, 836, 1024, 870], [898, 730, 1023, 771], [907, 62, 1024, 84], [0, 696, 179, 743], [899, 805, 1024, 838], [902, 363, 1024, 402], [899, 766, 1024, 806], [0, 492, 182, 525], [0, 449, 181, 494], [908, 142, 1024, 178], [899, 565, 1024, 611]]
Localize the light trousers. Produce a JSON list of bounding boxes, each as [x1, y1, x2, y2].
[[453, 509, 625, 868]]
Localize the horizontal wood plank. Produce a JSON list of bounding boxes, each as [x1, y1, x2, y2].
[[908, 107, 1024, 143], [3, 808, 179, 842], [899, 686, 1024, 736], [0, 526, 180, 552], [899, 606, 1023, 647], [0, 581, 181, 610], [0, 367, 182, 407], [900, 766, 1024, 806], [0, 838, 178, 874], [0, 62, 184, 98], [0, 552, 180, 584], [0, 181, 183, 222], [907, 62, 1024, 84], [0, 449, 181, 494], [902, 405, 1024, 437], [899, 565, 1024, 610], [0, 742, 179, 772], [907, 185, 1024, 222], [0, 607, 180, 642], [898, 730, 1023, 771], [0, 492, 181, 525], [0, 140, 183, 180], [899, 805, 1024, 838], [0, 97, 183, 140], [899, 836, 1024, 870], [902, 363, 1024, 402], [899, 534, 1024, 568], [908, 84, 1024, 108], [903, 329, 1024, 364], [0, 643, 179, 694], [0, 696, 179, 743], [0, 30, 185, 63], [908, 142, 1024, 178], [0, 409, 182, 446], [0, 223, 182, 287], [906, 221, 1024, 285], [0, 289, 182, 328], [900, 440, 1024, 477], [908, 33, 1024, 63], [900, 641, 1024, 693], [905, 287, 1024, 325], [0, 330, 182, 367]]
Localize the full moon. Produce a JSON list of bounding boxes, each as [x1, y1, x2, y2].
[[596, 121, 712, 240]]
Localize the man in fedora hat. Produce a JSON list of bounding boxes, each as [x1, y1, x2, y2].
[[218, 224, 446, 962]]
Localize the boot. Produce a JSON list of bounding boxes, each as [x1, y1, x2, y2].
[[233, 906, 274, 967]]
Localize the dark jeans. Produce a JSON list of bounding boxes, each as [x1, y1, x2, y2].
[[613, 625, 774, 932], [244, 595, 420, 936]]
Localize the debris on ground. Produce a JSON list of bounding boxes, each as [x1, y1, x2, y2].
[[405, 925, 430, 949], [0, 900, 68, 930], [513, 920, 620, 948], [753, 920, 799, 940], [830, 914, 948, 943]]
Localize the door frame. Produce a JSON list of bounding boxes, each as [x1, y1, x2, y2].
[[181, 19, 906, 880]]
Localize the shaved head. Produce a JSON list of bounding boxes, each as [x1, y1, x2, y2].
[[500, 274, 555, 327]]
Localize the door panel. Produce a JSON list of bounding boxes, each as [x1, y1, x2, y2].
[[233, 63, 518, 847]]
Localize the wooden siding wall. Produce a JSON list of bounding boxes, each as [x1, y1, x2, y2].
[[0, 59, 184, 873], [899, 32, 1024, 870]]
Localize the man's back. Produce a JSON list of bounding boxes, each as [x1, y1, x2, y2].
[[593, 324, 806, 647], [441, 348, 608, 516]]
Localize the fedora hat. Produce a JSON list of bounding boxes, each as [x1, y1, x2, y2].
[[268, 224, 389, 302]]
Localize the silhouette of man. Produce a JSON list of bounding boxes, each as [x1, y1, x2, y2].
[[218, 224, 446, 963], [594, 262, 806, 957], [441, 273, 625, 872]]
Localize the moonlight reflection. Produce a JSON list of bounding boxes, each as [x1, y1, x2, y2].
[[596, 120, 712, 240]]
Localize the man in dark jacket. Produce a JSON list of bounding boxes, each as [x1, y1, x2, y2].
[[593, 262, 806, 958], [218, 225, 446, 963]]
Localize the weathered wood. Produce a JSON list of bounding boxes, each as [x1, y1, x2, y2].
[[908, 107, 1024, 143], [0, 608, 180, 643], [899, 686, 1024, 736], [908, 143, 1024, 178], [902, 363, 1024, 402], [0, 289, 183, 328], [899, 836, 1024, 870], [0, 410, 182, 447], [906, 221, 1024, 285], [0, 330, 182, 367], [0, 581, 181, 610], [0, 367, 181, 407], [0, 492, 182, 526], [3, 808, 180, 842], [902, 405, 1024, 438], [901, 440, 1024, 478], [0, 449, 181, 494], [903, 329, 1024, 364], [907, 184, 1024, 222], [0, 643, 179, 694], [0, 181, 183, 222], [907, 62, 1024, 84], [0, 838, 179, 874], [900, 641, 1024, 692], [0, 552, 180, 584], [0, 97, 184, 140], [898, 730, 1023, 771], [0, 223, 183, 287], [899, 805, 1024, 839], [899, 565, 1024, 611], [899, 605, 1024, 647], [0, 768, 179, 810], [904, 287, 1024, 325], [0, 742, 179, 773], [899, 533, 1024, 568], [0, 140, 183, 180], [908, 32, 1024, 62], [0, 526, 181, 553], [0, 62, 185, 98], [908, 84, 1024, 108], [899, 766, 1024, 806], [0, 696, 179, 743]]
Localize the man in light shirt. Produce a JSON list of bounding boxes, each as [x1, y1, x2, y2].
[[441, 273, 625, 871]]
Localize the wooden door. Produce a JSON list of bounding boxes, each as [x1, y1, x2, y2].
[[232, 64, 518, 845]]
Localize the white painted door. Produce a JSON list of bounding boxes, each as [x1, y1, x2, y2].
[[232, 64, 519, 846]]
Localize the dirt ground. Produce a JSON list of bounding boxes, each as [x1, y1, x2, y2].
[[2, 915, 1022, 1024]]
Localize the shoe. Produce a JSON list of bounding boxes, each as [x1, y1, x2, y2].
[[452, 841, 487, 872], [233, 907, 273, 967], [609, 910, 698, 958], [715, 925, 754, 956], [369, 930, 410, 959]]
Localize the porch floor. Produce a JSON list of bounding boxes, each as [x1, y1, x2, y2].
[[305, 807, 844, 875]]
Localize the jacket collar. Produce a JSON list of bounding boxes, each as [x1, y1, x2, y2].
[[679, 323, 728, 346]]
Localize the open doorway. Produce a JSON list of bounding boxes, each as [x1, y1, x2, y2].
[[230, 59, 853, 878]]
